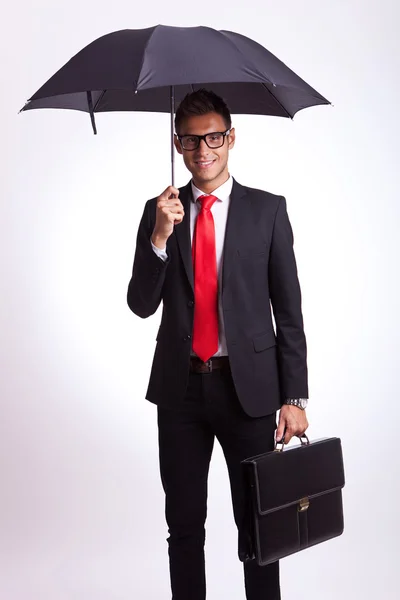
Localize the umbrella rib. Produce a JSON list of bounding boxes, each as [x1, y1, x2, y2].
[[261, 83, 293, 119], [93, 90, 107, 112], [135, 26, 158, 91]]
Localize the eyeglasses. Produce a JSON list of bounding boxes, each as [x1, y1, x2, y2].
[[177, 129, 231, 151]]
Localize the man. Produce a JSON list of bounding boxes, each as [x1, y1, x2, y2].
[[127, 89, 309, 600]]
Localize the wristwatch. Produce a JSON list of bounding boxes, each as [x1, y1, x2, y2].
[[284, 398, 308, 410]]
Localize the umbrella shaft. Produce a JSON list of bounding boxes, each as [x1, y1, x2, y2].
[[170, 86, 175, 187]]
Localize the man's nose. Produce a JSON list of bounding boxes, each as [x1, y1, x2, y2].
[[198, 137, 210, 151]]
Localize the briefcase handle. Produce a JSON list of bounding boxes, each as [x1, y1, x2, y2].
[[274, 432, 310, 452]]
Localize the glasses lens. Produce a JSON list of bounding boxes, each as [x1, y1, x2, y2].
[[205, 133, 224, 148], [181, 136, 199, 150]]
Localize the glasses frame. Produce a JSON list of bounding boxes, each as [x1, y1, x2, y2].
[[177, 129, 232, 151]]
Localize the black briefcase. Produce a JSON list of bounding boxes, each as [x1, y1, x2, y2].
[[240, 436, 345, 566]]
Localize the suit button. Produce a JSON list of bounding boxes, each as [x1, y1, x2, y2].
[[188, 300, 194, 307], [183, 335, 191, 341]]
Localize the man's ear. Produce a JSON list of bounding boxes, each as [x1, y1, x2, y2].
[[228, 127, 236, 150], [174, 134, 183, 155]]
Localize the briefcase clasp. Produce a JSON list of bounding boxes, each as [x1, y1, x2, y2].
[[298, 497, 310, 512]]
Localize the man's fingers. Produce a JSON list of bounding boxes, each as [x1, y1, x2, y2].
[[294, 416, 309, 438], [276, 426, 292, 444], [159, 200, 183, 208], [275, 419, 285, 443], [284, 429, 294, 444], [277, 423, 295, 444], [276, 411, 292, 442], [161, 205, 184, 214], [276, 405, 309, 445], [280, 425, 293, 444], [159, 200, 184, 212], [166, 185, 179, 194], [165, 186, 179, 200]]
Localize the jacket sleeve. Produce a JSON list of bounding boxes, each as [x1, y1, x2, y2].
[[127, 199, 171, 318], [268, 196, 309, 399]]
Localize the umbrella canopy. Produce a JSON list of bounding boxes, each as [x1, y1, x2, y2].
[[20, 25, 331, 182]]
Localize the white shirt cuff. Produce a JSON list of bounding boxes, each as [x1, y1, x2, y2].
[[151, 238, 168, 261]]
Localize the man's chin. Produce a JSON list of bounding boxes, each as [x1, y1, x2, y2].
[[192, 167, 218, 183], [195, 172, 213, 182]]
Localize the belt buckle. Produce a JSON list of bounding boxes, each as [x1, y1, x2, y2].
[[204, 359, 213, 373]]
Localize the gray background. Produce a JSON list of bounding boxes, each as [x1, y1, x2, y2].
[[1, 0, 399, 598]]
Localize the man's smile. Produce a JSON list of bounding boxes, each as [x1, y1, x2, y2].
[[194, 159, 216, 169]]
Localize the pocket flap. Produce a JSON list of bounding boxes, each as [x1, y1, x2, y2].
[[253, 330, 276, 352]]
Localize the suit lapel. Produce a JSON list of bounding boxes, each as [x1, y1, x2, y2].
[[174, 181, 194, 293], [174, 178, 248, 296], [222, 178, 247, 292]]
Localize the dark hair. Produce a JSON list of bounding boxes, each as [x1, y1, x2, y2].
[[175, 89, 232, 134]]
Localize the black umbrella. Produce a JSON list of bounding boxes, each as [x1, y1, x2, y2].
[[19, 25, 331, 184]]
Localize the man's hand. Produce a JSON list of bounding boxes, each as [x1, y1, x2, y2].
[[276, 405, 309, 445], [151, 186, 185, 248]]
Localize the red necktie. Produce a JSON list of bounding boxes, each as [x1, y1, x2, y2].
[[192, 194, 219, 362]]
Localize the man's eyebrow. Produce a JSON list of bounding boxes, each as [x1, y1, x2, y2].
[[180, 131, 219, 136]]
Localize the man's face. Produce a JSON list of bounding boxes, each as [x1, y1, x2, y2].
[[174, 112, 235, 191]]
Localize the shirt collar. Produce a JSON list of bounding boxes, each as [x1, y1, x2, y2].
[[191, 175, 233, 203]]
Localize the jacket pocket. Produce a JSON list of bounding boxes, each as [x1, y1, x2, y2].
[[252, 330, 276, 352]]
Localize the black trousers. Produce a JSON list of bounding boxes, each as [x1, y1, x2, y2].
[[157, 363, 281, 600]]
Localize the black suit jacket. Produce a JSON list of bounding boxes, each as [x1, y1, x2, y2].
[[127, 178, 308, 417]]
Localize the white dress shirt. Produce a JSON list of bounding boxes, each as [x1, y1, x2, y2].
[[151, 176, 233, 357]]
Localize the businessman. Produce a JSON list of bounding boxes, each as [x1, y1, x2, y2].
[[127, 89, 309, 600]]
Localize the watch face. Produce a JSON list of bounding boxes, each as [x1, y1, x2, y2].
[[300, 399, 308, 409]]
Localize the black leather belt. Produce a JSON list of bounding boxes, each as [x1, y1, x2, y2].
[[189, 356, 230, 373]]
